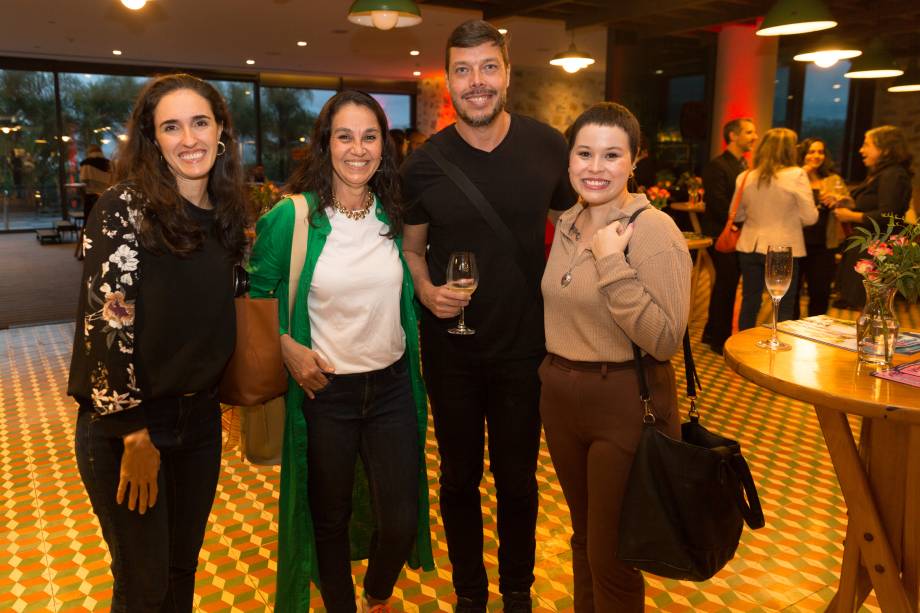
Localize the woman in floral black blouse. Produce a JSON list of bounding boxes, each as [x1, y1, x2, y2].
[[67, 74, 250, 612]]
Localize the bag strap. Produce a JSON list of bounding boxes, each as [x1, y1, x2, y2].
[[288, 193, 310, 320], [422, 141, 537, 291], [726, 170, 750, 225]]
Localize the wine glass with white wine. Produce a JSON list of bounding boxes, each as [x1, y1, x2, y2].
[[446, 251, 478, 335], [757, 245, 793, 351]]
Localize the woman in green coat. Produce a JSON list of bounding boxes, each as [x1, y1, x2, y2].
[[249, 90, 434, 613]]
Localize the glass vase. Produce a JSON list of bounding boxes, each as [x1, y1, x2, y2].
[[856, 281, 900, 366]]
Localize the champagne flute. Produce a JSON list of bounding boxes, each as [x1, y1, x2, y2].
[[757, 245, 793, 351], [446, 251, 478, 336]]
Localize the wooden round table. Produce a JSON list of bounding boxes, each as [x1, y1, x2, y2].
[[725, 327, 920, 612]]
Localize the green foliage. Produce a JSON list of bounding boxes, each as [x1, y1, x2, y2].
[[845, 215, 920, 303]]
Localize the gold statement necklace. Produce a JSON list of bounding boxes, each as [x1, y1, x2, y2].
[[332, 190, 374, 221]]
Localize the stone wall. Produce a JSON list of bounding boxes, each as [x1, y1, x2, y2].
[[414, 66, 604, 136]]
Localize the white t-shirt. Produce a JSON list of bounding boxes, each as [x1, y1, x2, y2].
[[308, 206, 405, 374]]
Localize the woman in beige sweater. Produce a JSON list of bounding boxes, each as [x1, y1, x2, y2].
[[540, 102, 691, 612]]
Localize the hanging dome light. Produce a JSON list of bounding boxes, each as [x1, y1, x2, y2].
[[550, 43, 595, 74], [756, 0, 837, 36], [347, 0, 422, 30], [120, 0, 147, 9], [794, 35, 861, 68], [888, 59, 920, 92], [845, 40, 903, 78]]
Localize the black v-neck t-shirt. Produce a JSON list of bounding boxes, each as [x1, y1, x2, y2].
[[402, 114, 576, 360]]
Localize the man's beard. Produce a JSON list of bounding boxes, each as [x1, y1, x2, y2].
[[452, 87, 507, 128]]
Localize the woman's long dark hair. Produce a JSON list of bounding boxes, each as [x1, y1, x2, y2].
[[797, 137, 837, 178], [284, 90, 403, 237], [116, 73, 250, 259], [865, 125, 914, 178]]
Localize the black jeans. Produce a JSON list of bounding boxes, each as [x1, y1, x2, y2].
[[794, 244, 837, 318], [74, 390, 222, 613], [302, 356, 419, 613], [701, 246, 740, 349], [738, 252, 801, 330], [421, 333, 542, 605]]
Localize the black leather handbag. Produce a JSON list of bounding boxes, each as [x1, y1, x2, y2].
[[616, 332, 766, 581]]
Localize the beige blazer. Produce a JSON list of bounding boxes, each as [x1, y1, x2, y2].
[[734, 166, 818, 257]]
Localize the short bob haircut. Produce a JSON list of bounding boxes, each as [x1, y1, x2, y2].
[[865, 125, 914, 177], [565, 101, 641, 162], [117, 73, 250, 259], [752, 127, 798, 187], [284, 90, 403, 237], [797, 137, 837, 178], [444, 20, 510, 73]]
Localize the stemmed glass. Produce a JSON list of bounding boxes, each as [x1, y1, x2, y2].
[[757, 245, 793, 351], [446, 251, 478, 336]]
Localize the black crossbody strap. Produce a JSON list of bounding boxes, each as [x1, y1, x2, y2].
[[422, 142, 536, 290]]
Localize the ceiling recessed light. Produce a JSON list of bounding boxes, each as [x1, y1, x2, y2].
[[112, 49, 123, 56], [409, 49, 420, 56], [498, 28, 508, 35], [654, 69, 664, 75], [413, 70, 421, 77], [297, 41, 308, 47], [245, 59, 255, 65], [121, 0, 147, 9]]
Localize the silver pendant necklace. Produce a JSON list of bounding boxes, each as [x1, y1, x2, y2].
[[560, 208, 585, 287]]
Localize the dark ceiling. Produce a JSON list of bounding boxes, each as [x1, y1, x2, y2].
[[419, 0, 920, 58]]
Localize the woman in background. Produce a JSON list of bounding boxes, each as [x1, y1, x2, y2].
[[248, 90, 433, 613], [69, 73, 249, 612], [734, 128, 818, 330], [833, 125, 913, 309], [540, 102, 691, 611], [792, 137, 851, 317]]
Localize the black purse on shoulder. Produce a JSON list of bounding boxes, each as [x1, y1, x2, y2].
[[616, 332, 766, 581]]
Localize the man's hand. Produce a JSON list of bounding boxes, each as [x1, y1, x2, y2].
[[418, 281, 471, 319], [117, 428, 160, 514]]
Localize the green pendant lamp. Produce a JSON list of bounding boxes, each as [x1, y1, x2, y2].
[[793, 35, 861, 68], [845, 40, 903, 79], [347, 0, 422, 30], [756, 0, 836, 36], [888, 59, 920, 92]]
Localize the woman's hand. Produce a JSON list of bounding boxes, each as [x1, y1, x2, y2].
[[833, 208, 863, 224], [592, 221, 635, 260], [281, 334, 335, 399], [819, 192, 841, 208], [117, 428, 160, 514]]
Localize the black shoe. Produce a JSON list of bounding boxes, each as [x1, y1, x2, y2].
[[708, 342, 724, 356], [502, 592, 532, 612], [701, 331, 713, 345], [456, 596, 487, 613]]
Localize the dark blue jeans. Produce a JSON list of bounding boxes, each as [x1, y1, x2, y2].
[[74, 390, 222, 613], [420, 329, 542, 606], [738, 251, 801, 330], [302, 355, 419, 613]]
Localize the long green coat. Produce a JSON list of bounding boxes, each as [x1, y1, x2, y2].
[[248, 192, 434, 612]]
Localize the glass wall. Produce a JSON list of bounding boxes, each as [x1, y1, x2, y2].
[[259, 86, 335, 183], [0, 69, 60, 231], [772, 65, 791, 128], [212, 80, 258, 169], [800, 61, 851, 166], [371, 93, 412, 130]]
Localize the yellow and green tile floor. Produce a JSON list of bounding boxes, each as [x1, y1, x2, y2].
[[3, 296, 917, 611]]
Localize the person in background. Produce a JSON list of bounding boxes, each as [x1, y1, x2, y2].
[[405, 128, 428, 155], [68, 73, 250, 612], [246, 163, 266, 183], [389, 128, 407, 166], [249, 90, 433, 613], [78, 144, 113, 220], [699, 117, 758, 354], [734, 128, 817, 330], [401, 19, 575, 613], [833, 125, 914, 310], [541, 101, 691, 611], [792, 137, 851, 318]]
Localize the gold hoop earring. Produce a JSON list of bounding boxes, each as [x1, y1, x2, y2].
[[216, 141, 226, 157]]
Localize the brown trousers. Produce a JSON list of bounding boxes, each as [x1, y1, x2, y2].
[[539, 354, 680, 613]]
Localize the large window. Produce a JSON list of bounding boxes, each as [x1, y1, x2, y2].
[[0, 69, 60, 230], [800, 61, 851, 166], [772, 65, 791, 127], [370, 93, 412, 130], [212, 80, 258, 168], [260, 86, 335, 183]]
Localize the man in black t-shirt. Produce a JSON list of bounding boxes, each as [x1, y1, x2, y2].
[[401, 20, 575, 613]]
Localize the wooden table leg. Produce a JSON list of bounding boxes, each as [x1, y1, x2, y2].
[[905, 425, 920, 612], [815, 405, 913, 612]]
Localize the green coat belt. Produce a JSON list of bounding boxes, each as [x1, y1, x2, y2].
[[248, 192, 434, 612]]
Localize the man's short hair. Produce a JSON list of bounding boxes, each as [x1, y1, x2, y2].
[[445, 20, 510, 73], [723, 117, 753, 145]]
